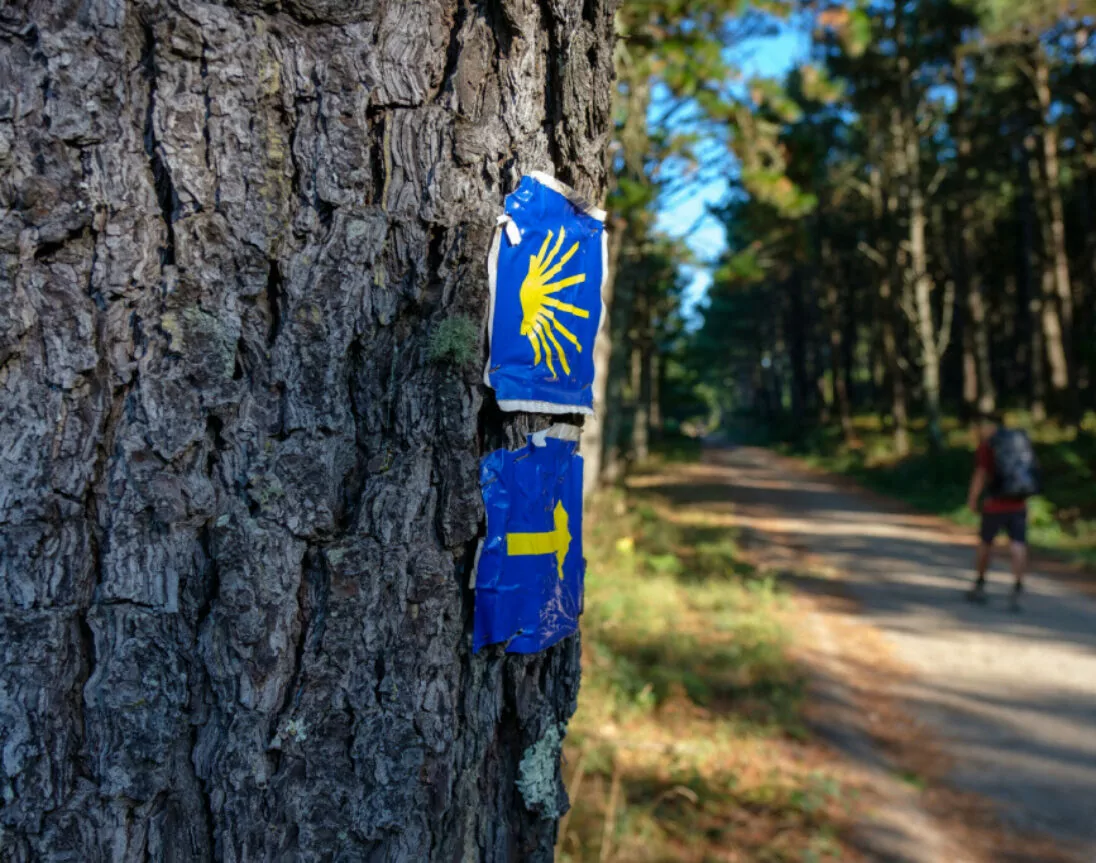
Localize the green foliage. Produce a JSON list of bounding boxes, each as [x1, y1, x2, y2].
[[427, 316, 479, 367], [686, 0, 1096, 449], [772, 414, 1096, 567]]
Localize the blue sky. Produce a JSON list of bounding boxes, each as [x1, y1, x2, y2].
[[654, 22, 810, 322]]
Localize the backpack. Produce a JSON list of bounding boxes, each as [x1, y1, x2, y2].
[[988, 428, 1041, 498]]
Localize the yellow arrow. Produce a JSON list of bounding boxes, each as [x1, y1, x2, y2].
[[506, 500, 571, 580]]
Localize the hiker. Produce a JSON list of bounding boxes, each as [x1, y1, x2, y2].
[[966, 412, 1040, 611]]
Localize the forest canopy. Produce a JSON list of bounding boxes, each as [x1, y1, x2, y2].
[[602, 0, 1096, 468]]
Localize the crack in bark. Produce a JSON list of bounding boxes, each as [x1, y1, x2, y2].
[[265, 257, 284, 346], [541, 5, 565, 180], [199, 39, 220, 211], [189, 720, 218, 859], [195, 522, 221, 635], [437, 0, 469, 102], [284, 96, 311, 209], [272, 546, 322, 734], [338, 335, 368, 532], [366, 106, 387, 208], [141, 18, 177, 267]]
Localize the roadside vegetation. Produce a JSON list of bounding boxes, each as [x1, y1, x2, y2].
[[559, 457, 860, 862], [769, 413, 1096, 568]]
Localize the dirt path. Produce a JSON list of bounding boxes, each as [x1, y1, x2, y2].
[[636, 446, 1096, 861]]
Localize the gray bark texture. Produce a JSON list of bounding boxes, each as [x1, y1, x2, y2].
[[0, 1, 615, 860]]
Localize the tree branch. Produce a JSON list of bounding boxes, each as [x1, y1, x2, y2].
[[857, 240, 887, 268]]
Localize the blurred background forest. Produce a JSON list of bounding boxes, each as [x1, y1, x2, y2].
[[564, 2, 1096, 860], [590, 0, 1096, 558]]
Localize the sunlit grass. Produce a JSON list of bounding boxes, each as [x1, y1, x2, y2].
[[559, 477, 858, 862]]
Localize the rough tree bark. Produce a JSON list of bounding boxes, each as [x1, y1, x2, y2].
[[0, 1, 614, 861]]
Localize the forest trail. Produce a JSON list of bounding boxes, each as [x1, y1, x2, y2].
[[633, 446, 1096, 862]]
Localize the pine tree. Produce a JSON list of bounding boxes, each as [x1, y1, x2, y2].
[[0, 2, 614, 859]]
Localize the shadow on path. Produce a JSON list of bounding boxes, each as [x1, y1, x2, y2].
[[634, 446, 1096, 854]]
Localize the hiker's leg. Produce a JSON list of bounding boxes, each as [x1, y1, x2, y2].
[[1009, 541, 1027, 587], [967, 514, 997, 601], [1005, 513, 1027, 611], [974, 513, 997, 584], [975, 542, 992, 582], [967, 543, 992, 602], [1008, 512, 1028, 590]]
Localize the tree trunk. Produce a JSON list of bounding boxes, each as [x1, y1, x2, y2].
[[1018, 144, 1048, 420], [787, 270, 810, 423], [1025, 134, 1070, 397], [0, 3, 614, 861], [822, 240, 854, 443], [1033, 47, 1074, 375], [581, 55, 650, 499], [953, 57, 995, 416], [871, 144, 909, 455], [968, 270, 996, 413], [1076, 123, 1096, 407], [630, 340, 650, 463], [905, 107, 943, 448], [580, 217, 622, 500], [893, 7, 942, 449], [648, 349, 662, 438]]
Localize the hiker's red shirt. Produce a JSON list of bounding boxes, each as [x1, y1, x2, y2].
[[976, 441, 1027, 514]]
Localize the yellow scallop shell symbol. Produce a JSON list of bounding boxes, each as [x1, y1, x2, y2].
[[518, 227, 590, 377]]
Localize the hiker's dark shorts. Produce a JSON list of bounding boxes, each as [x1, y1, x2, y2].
[[979, 511, 1027, 545]]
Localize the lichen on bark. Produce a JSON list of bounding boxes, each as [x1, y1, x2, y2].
[[516, 722, 566, 819]]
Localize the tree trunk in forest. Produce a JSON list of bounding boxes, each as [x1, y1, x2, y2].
[[870, 149, 909, 455], [905, 125, 942, 447], [890, 7, 941, 448], [787, 271, 810, 423], [0, 2, 614, 861], [841, 266, 857, 415], [591, 60, 650, 491], [648, 349, 661, 437], [1033, 47, 1074, 379], [1081, 131, 1096, 400], [1018, 146, 1048, 420], [822, 241, 854, 444], [630, 340, 650, 463], [962, 325, 978, 415], [953, 58, 995, 416], [894, 14, 942, 450], [968, 271, 995, 413], [582, 54, 650, 498], [1025, 134, 1070, 398], [581, 218, 622, 500]]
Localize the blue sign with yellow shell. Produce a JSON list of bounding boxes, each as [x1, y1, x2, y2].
[[474, 430, 584, 653], [486, 172, 606, 414]]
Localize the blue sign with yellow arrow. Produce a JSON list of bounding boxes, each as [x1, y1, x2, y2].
[[487, 173, 606, 414], [474, 432, 584, 653]]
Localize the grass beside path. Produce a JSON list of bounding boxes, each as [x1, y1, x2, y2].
[[770, 414, 1096, 569], [559, 462, 861, 862]]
